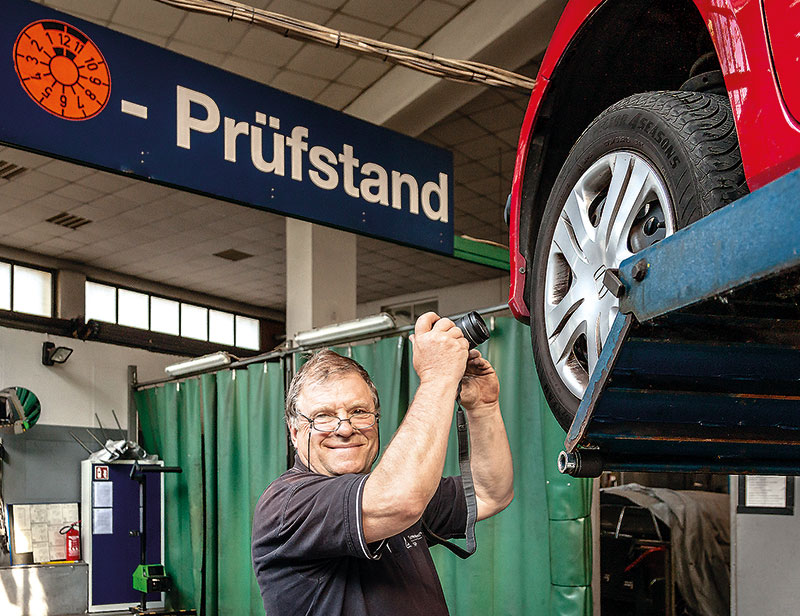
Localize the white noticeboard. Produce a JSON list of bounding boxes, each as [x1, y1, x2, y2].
[[737, 475, 795, 515], [10, 502, 79, 563]]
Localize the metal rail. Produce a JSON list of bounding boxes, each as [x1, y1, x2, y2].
[[133, 303, 511, 390]]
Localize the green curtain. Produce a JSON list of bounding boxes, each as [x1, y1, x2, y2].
[[136, 377, 206, 611], [428, 317, 593, 616], [209, 363, 287, 616], [135, 361, 286, 615], [135, 320, 592, 615], [541, 388, 593, 614]]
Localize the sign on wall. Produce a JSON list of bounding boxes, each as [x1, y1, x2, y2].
[[1, 0, 454, 254]]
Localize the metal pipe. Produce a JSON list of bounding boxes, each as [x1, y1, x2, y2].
[[561, 449, 800, 476], [111, 408, 123, 433], [94, 413, 108, 442], [85, 429, 114, 457], [69, 432, 93, 455]]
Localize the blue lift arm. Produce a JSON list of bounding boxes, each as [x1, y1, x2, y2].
[[560, 168, 800, 477]]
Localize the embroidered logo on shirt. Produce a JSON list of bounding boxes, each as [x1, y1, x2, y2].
[[404, 532, 424, 549]]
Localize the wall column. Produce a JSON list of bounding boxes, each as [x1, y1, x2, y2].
[[285, 219, 356, 341], [57, 269, 86, 320]]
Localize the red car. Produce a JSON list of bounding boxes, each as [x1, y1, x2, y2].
[[508, 0, 800, 429]]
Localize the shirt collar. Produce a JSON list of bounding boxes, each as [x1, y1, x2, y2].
[[293, 454, 310, 472]]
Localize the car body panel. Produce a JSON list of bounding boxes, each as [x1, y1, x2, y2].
[[762, 1, 800, 126], [509, 0, 800, 320]]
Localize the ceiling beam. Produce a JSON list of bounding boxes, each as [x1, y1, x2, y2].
[[345, 0, 567, 136]]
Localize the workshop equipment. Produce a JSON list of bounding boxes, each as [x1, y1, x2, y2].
[[559, 168, 800, 476], [81, 460, 165, 611], [132, 564, 170, 594], [128, 462, 195, 616]]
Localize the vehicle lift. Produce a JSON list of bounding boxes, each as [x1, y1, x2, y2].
[[558, 168, 800, 477]]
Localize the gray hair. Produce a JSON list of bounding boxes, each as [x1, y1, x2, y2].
[[285, 350, 380, 428]]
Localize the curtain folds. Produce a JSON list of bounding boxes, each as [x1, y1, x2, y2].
[[135, 363, 286, 615], [134, 318, 592, 615]]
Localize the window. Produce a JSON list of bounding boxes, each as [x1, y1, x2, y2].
[[118, 289, 149, 329], [181, 304, 208, 340], [235, 315, 260, 350], [151, 296, 179, 335], [85, 281, 116, 323], [209, 310, 234, 345], [84, 280, 261, 350], [0, 260, 53, 317], [0, 263, 10, 311]]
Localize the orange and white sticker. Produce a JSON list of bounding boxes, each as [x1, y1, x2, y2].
[[13, 19, 111, 120]]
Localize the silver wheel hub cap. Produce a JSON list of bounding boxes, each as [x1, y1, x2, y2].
[[544, 151, 675, 399]]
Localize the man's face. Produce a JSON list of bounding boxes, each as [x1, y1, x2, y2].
[[290, 372, 379, 476]]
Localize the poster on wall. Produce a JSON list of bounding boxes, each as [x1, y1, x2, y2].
[[737, 476, 795, 516], [8, 502, 80, 563]]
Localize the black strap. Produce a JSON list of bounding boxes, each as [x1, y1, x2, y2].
[[422, 398, 478, 560]]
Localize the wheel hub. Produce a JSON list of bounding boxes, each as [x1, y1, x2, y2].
[[543, 151, 674, 399]]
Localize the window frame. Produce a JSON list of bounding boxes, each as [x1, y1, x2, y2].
[[84, 278, 263, 352], [0, 258, 56, 318]]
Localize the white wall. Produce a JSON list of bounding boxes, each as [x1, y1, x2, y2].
[[731, 476, 800, 616], [0, 326, 185, 429], [357, 275, 509, 319]]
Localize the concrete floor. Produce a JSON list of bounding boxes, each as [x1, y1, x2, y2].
[[66, 612, 130, 615]]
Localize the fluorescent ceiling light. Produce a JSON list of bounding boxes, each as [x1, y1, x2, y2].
[[165, 351, 232, 377], [293, 313, 396, 347]]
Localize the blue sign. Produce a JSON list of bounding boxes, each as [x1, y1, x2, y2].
[[1, 0, 454, 254]]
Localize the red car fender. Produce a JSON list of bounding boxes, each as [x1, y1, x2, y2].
[[508, 0, 800, 321], [508, 73, 549, 321], [509, 1, 605, 320]]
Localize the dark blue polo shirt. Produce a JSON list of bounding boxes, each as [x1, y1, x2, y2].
[[252, 457, 467, 615]]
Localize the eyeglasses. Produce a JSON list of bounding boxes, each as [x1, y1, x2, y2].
[[298, 409, 379, 432]]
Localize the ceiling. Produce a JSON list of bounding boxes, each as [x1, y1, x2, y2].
[[0, 0, 564, 317]]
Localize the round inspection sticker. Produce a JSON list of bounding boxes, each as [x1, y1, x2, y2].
[[13, 19, 111, 120]]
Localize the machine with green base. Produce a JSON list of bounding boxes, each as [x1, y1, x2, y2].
[[132, 564, 171, 594], [128, 463, 196, 616]]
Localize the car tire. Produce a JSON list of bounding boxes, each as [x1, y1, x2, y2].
[[531, 90, 747, 431]]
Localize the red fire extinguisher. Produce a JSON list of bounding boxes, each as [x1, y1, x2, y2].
[[60, 522, 81, 561]]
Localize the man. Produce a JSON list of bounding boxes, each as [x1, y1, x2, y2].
[[252, 312, 514, 615]]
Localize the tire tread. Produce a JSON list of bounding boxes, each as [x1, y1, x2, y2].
[[601, 91, 748, 224]]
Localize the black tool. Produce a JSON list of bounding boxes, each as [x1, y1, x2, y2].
[[452, 311, 490, 349]]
